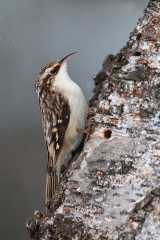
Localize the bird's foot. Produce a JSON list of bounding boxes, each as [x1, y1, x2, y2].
[[77, 117, 95, 142], [77, 128, 90, 142]]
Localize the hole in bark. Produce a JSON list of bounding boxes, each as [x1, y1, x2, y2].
[[136, 33, 142, 40], [103, 129, 112, 139], [135, 51, 141, 56]]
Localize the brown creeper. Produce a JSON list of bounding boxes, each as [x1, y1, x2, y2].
[[35, 52, 87, 206]]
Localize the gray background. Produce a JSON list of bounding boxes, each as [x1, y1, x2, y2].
[[0, 0, 148, 239]]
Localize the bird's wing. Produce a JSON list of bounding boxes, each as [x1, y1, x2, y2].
[[39, 89, 70, 175], [39, 89, 70, 206]]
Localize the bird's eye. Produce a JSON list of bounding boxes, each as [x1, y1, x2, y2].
[[50, 69, 56, 74]]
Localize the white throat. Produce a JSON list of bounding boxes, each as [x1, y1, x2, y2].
[[55, 62, 70, 83]]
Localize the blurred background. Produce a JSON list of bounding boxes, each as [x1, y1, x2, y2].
[[0, 0, 148, 239]]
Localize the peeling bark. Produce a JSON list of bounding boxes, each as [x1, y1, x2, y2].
[[27, 1, 160, 239]]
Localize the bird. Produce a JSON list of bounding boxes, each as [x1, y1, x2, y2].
[[35, 52, 87, 207]]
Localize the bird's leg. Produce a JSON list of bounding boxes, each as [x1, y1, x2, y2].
[[77, 107, 96, 142], [77, 116, 95, 142], [77, 128, 90, 142]]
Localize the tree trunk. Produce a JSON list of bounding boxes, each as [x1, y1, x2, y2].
[[27, 0, 160, 239]]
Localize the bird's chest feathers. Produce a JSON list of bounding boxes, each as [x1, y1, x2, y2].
[[53, 76, 85, 137]]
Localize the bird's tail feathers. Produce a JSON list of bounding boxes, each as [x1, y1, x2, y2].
[[45, 171, 59, 207], [46, 152, 59, 207]]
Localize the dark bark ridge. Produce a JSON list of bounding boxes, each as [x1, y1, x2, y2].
[[27, 1, 160, 239]]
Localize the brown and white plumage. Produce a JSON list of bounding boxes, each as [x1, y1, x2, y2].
[[35, 53, 87, 206]]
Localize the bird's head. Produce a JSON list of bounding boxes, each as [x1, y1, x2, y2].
[[35, 52, 78, 90]]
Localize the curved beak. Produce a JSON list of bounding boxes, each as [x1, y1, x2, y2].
[[60, 52, 78, 64]]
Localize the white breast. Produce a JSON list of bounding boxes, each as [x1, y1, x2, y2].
[[53, 63, 87, 148]]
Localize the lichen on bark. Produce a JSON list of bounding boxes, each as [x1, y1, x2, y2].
[[27, 1, 160, 239]]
